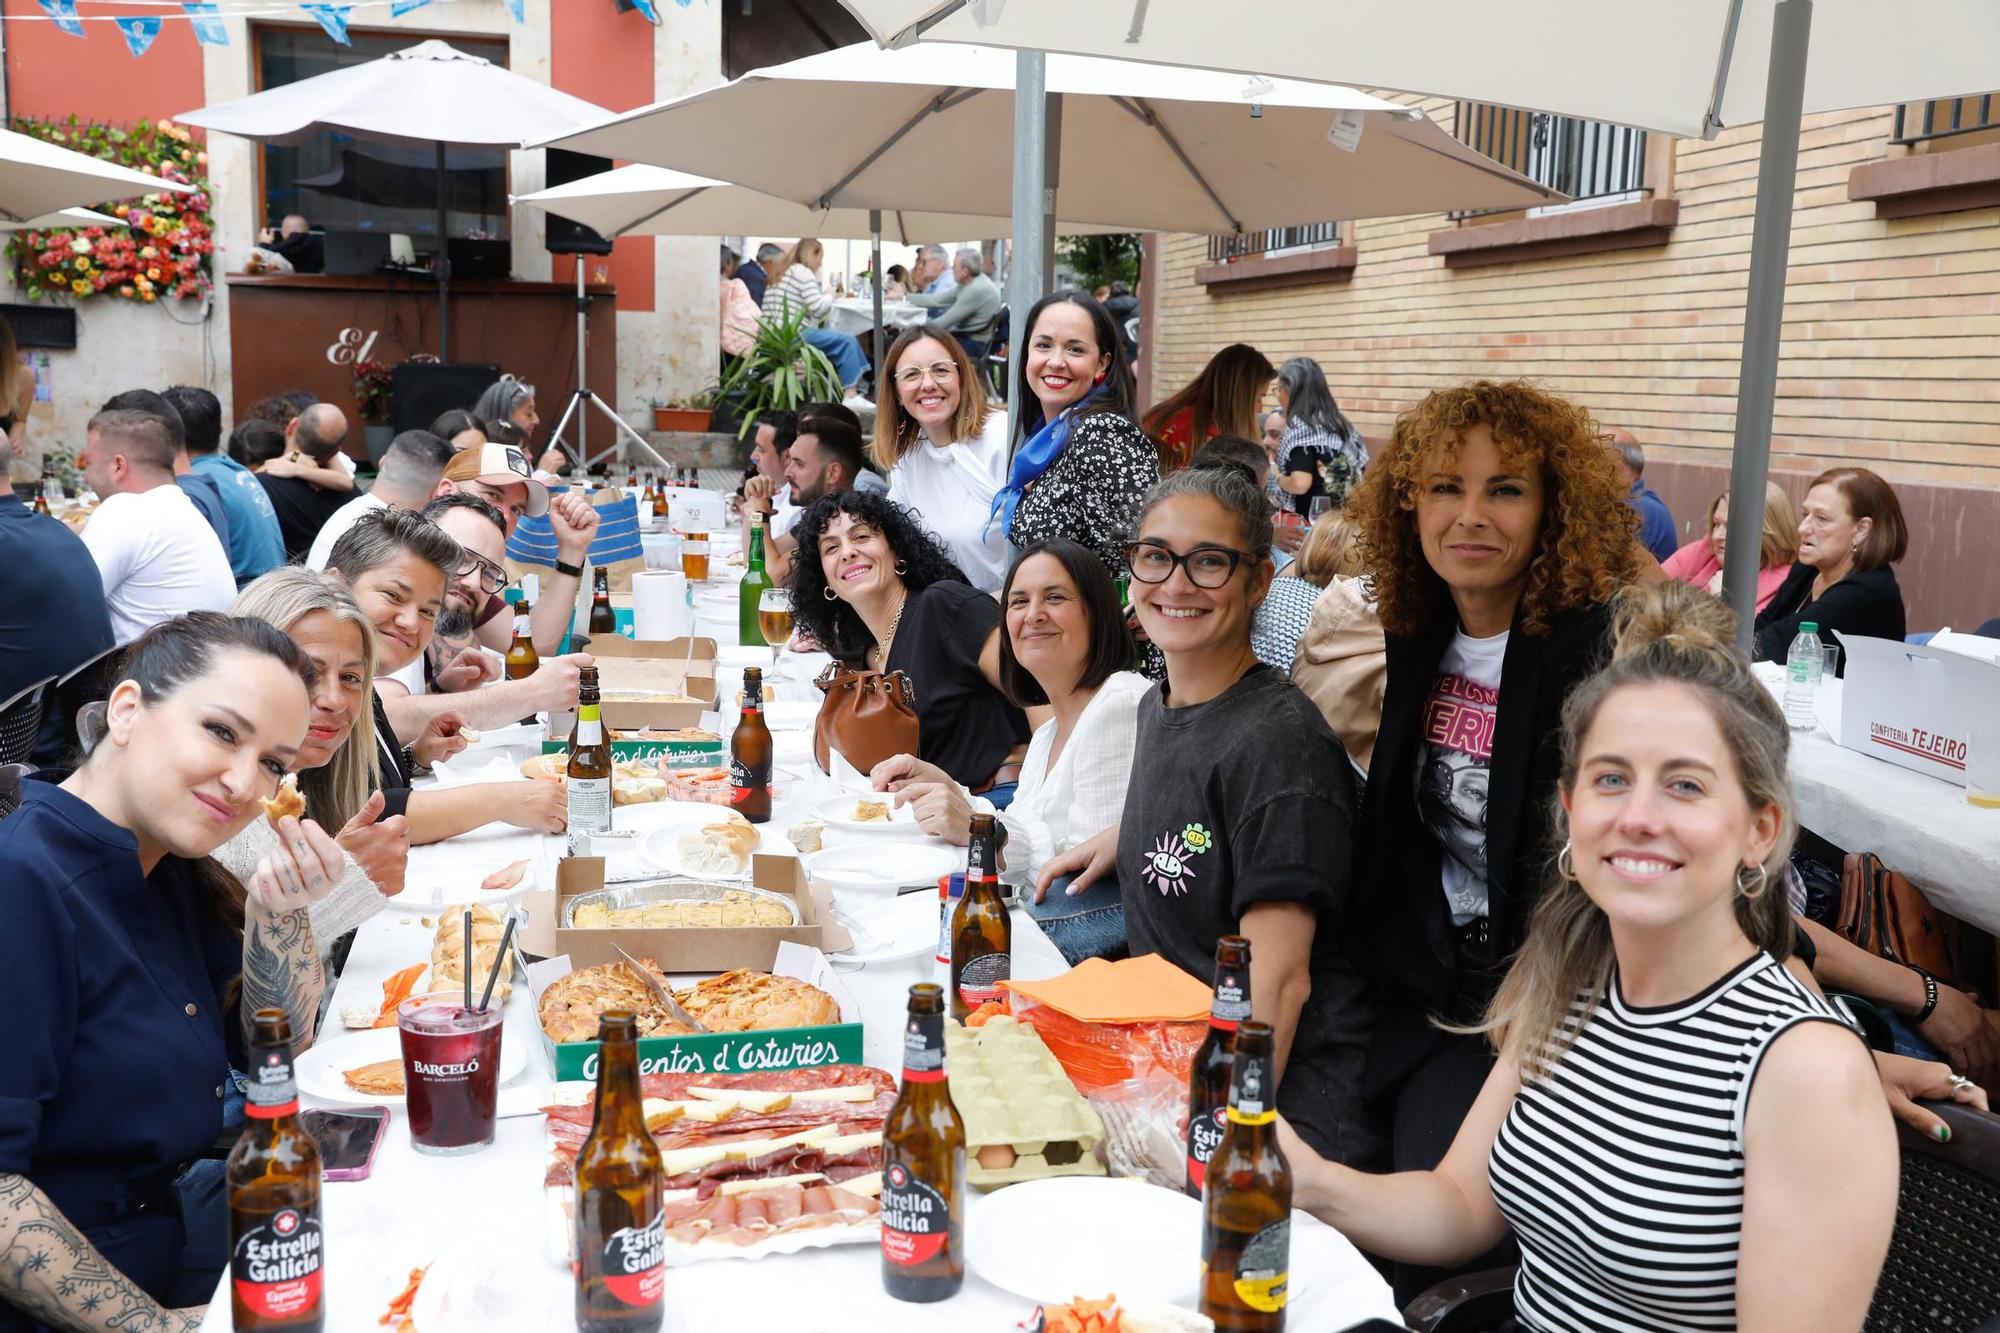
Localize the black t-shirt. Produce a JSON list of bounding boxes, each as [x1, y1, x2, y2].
[[1117, 665, 1381, 1167], [257, 474, 350, 563], [878, 580, 1028, 789]]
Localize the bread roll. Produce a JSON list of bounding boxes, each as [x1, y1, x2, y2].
[[676, 820, 759, 876]]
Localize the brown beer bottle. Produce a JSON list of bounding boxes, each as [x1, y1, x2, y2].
[[588, 567, 618, 637], [228, 1008, 325, 1332], [31, 486, 49, 516], [1186, 935, 1252, 1198], [881, 983, 966, 1302], [1199, 1021, 1291, 1331], [567, 667, 614, 842], [949, 813, 1010, 1021], [574, 1012, 665, 1333], [729, 667, 773, 824], [504, 596, 540, 680]]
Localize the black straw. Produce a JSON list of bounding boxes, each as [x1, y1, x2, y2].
[[462, 909, 473, 1012], [476, 914, 518, 1014]]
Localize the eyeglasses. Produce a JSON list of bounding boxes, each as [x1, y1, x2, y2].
[[458, 552, 506, 594], [894, 362, 959, 390], [1123, 540, 1253, 589]]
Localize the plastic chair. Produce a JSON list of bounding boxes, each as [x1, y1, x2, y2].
[[42, 642, 123, 766], [0, 761, 32, 820], [1403, 1267, 1516, 1333], [0, 676, 54, 767], [1867, 1101, 2000, 1331]]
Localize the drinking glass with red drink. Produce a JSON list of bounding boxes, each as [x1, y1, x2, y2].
[[397, 992, 504, 1156]]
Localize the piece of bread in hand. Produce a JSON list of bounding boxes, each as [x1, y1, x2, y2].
[[261, 775, 306, 827]]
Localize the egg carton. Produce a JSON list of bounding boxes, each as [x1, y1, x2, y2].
[[946, 1016, 1106, 1189]]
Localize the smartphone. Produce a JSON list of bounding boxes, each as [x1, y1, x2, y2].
[[300, 1106, 390, 1181]]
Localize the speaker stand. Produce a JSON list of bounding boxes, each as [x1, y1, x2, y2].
[[547, 264, 669, 475]]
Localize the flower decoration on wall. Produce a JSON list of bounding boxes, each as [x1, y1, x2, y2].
[[5, 116, 215, 304]]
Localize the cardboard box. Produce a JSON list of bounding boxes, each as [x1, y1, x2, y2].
[[545, 635, 721, 761], [520, 937, 863, 1081], [541, 718, 723, 766], [1834, 632, 2000, 786]]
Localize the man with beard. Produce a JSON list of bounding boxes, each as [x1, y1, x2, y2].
[[374, 493, 594, 740], [766, 412, 871, 584], [433, 442, 599, 660]]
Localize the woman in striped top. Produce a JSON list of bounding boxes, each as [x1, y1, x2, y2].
[[1281, 582, 1920, 1331]]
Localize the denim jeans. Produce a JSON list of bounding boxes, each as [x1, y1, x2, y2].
[[804, 327, 869, 390], [1024, 872, 1127, 966], [173, 1068, 247, 1295], [982, 782, 1017, 811]]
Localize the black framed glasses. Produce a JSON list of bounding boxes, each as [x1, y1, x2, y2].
[[458, 552, 506, 594], [1122, 540, 1253, 589]]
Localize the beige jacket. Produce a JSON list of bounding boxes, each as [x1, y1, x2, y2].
[[1290, 575, 1388, 773]]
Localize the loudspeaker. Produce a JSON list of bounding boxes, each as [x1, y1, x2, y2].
[[391, 362, 502, 435], [544, 149, 615, 256]]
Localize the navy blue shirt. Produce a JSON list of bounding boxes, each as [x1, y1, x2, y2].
[[0, 781, 240, 1316], [1629, 480, 1678, 563], [735, 259, 769, 307], [176, 472, 232, 553], [0, 492, 114, 704]]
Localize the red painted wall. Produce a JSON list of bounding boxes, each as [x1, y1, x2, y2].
[[551, 2, 656, 313], [3, 0, 207, 125]]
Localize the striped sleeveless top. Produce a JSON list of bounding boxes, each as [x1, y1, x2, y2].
[[1486, 952, 1854, 1332]]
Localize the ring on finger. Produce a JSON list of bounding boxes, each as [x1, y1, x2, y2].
[[1948, 1073, 1976, 1093]]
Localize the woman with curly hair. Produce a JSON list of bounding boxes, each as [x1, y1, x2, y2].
[[789, 490, 1029, 800], [1341, 378, 1641, 1299]]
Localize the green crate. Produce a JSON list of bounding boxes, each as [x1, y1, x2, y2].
[[547, 1021, 866, 1082]]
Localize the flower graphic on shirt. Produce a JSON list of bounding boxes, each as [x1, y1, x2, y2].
[[1144, 832, 1195, 896], [1182, 823, 1214, 855]]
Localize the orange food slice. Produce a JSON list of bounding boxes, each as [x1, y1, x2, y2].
[[371, 962, 429, 1029]]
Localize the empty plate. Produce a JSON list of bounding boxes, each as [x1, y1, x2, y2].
[[805, 841, 959, 893]]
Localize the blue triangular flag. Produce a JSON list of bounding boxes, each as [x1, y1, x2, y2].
[[36, 0, 83, 37], [389, 0, 432, 15], [183, 2, 228, 44], [504, 0, 523, 20], [115, 16, 162, 56], [631, 0, 661, 19], [301, 3, 353, 44]]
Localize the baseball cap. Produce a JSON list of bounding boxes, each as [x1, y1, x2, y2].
[[441, 442, 549, 517]]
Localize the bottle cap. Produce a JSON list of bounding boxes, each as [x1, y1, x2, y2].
[[1801, 622, 1818, 633]]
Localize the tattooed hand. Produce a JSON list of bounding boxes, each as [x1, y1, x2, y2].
[[0, 1172, 194, 1332], [241, 815, 333, 1051]]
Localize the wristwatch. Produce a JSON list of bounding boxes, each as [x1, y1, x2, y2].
[[553, 558, 585, 579]]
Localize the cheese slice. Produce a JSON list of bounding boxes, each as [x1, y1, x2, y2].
[[719, 1135, 783, 1163], [765, 1124, 839, 1151], [687, 1086, 793, 1114], [641, 1099, 686, 1131], [837, 1172, 884, 1199], [786, 1085, 877, 1104], [820, 1131, 883, 1157], [657, 1143, 732, 1177], [716, 1172, 826, 1198]]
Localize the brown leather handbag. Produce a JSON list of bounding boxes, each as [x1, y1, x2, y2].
[[1836, 851, 1966, 985], [812, 662, 918, 776]]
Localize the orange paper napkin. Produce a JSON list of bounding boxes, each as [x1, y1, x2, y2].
[[1002, 954, 1212, 1024]]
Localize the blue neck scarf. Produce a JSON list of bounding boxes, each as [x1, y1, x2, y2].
[[986, 387, 1103, 540]]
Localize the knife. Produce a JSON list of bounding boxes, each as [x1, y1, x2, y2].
[[611, 941, 708, 1032]]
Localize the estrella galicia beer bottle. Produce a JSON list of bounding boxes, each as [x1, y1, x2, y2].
[[228, 1008, 324, 1331], [588, 566, 618, 638], [949, 814, 1010, 1021], [881, 983, 966, 1302], [504, 596, 539, 680], [1200, 1021, 1291, 1330], [574, 1012, 665, 1332], [729, 667, 773, 824], [1187, 935, 1252, 1197]]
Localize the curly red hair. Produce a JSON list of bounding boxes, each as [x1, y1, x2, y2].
[[1347, 380, 1640, 636]]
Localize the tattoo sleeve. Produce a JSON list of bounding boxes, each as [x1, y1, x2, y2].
[[241, 906, 325, 1052], [0, 1173, 203, 1332]]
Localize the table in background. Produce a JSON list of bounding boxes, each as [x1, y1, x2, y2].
[[827, 296, 927, 338]]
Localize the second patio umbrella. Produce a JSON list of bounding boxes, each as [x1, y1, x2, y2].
[[0, 126, 191, 223]]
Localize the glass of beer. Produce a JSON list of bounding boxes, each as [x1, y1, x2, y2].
[[681, 532, 711, 582], [758, 588, 794, 669], [397, 992, 504, 1156]]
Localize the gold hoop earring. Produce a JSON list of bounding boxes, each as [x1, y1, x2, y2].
[[1736, 863, 1770, 901], [1556, 842, 1577, 881]]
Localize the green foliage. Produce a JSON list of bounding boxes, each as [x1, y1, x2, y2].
[[717, 308, 844, 439], [1056, 233, 1142, 293]]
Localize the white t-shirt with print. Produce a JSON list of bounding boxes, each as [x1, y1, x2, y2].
[[1418, 627, 1508, 926], [80, 484, 236, 643]]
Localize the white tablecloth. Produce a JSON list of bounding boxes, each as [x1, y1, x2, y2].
[[827, 296, 927, 337], [1768, 674, 2000, 935]]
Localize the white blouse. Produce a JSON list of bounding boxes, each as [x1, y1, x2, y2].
[[999, 671, 1150, 884], [216, 816, 387, 961], [887, 410, 1012, 593]]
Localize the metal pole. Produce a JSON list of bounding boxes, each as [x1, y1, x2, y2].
[[1006, 50, 1050, 447], [1722, 0, 1812, 654], [434, 140, 451, 361], [1041, 92, 1063, 286], [575, 260, 589, 471], [870, 208, 885, 385]]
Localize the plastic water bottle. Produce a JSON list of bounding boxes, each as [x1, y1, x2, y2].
[[1784, 621, 1823, 731]]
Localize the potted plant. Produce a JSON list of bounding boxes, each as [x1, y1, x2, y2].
[[352, 359, 396, 462], [651, 385, 716, 433], [716, 308, 843, 439]]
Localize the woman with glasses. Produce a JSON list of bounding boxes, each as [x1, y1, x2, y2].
[[872, 328, 1012, 592], [1038, 458, 1383, 1168]]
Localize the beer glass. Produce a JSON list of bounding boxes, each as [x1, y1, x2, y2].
[[758, 588, 794, 670], [681, 532, 711, 582]]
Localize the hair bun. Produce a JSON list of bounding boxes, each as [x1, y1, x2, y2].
[[1609, 580, 1740, 665]]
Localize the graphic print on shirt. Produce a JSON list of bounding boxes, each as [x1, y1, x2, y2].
[[1419, 669, 1499, 923], [1144, 830, 1197, 896]]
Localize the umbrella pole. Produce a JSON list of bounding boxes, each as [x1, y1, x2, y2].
[[1722, 0, 1812, 653], [434, 140, 451, 361], [1006, 49, 1051, 450], [870, 209, 885, 386]]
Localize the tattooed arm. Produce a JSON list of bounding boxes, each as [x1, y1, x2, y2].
[[239, 817, 344, 1052], [0, 1173, 201, 1332]]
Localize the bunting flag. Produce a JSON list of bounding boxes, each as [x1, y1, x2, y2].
[[301, 3, 353, 44], [183, 2, 229, 44], [503, 0, 523, 20], [36, 0, 83, 38], [114, 15, 161, 55], [390, 0, 433, 14], [630, 0, 660, 21]]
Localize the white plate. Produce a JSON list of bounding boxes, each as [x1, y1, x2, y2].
[[829, 889, 942, 964], [804, 842, 958, 893], [391, 858, 536, 911], [294, 1021, 527, 1108], [812, 794, 922, 832], [636, 808, 757, 880], [965, 1177, 1399, 1327]]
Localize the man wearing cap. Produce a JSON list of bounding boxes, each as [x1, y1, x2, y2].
[[433, 441, 599, 659]]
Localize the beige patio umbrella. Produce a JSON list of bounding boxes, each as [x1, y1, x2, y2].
[[0, 128, 190, 223]]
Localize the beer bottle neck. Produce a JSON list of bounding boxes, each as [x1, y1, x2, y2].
[[747, 523, 765, 567], [594, 1039, 646, 1132], [243, 1039, 301, 1121], [1226, 1045, 1276, 1127], [901, 1010, 947, 1085], [1208, 966, 1251, 1033]]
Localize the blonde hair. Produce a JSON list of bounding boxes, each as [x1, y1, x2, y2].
[[1474, 580, 1797, 1080], [231, 568, 382, 829], [0, 316, 26, 430], [777, 238, 823, 275], [1291, 510, 1364, 587], [1755, 481, 1799, 570], [872, 327, 993, 470]]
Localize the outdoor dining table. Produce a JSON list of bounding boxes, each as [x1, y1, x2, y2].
[[827, 295, 927, 337]]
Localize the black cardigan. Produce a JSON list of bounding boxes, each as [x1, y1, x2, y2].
[[1347, 600, 1613, 1096], [1752, 562, 1906, 673]]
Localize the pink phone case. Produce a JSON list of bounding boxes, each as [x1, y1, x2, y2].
[[311, 1107, 390, 1181]]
